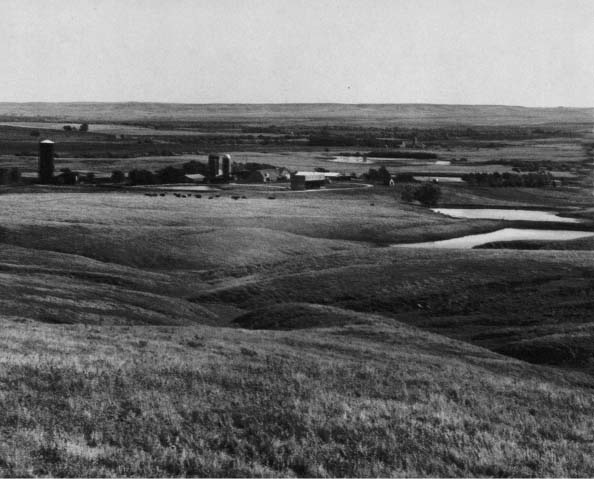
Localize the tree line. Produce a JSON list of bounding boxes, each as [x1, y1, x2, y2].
[[461, 171, 555, 187]]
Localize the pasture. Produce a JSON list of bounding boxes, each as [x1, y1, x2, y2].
[[1, 187, 594, 476]]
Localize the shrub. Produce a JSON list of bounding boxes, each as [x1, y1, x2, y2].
[[394, 173, 416, 183]]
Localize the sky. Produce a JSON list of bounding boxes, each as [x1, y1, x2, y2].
[[1, 0, 593, 106]]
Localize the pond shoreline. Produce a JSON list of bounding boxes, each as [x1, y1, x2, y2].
[[393, 228, 594, 249]]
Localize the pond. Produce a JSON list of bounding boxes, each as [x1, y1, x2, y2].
[[414, 176, 464, 183], [329, 156, 374, 164], [394, 228, 594, 249], [432, 208, 581, 223]]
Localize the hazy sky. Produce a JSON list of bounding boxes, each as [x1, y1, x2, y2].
[[1, 0, 593, 106]]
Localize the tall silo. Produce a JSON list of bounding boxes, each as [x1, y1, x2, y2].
[[208, 154, 219, 181], [221, 154, 230, 181], [38, 139, 55, 184]]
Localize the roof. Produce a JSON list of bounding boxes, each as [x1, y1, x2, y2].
[[185, 174, 205, 180], [40, 139, 54, 144], [293, 171, 327, 181]]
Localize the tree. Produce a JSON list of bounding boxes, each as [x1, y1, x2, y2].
[[182, 160, 207, 175], [401, 182, 441, 207], [157, 166, 186, 184], [401, 185, 416, 203], [84, 172, 95, 183], [414, 182, 441, 207], [128, 169, 155, 185], [79, 123, 89, 132], [8, 167, 20, 184], [111, 170, 125, 183], [377, 165, 392, 185]]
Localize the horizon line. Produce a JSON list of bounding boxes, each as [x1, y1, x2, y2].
[[0, 101, 592, 109]]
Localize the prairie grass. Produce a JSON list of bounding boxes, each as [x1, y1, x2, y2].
[[2, 315, 594, 477]]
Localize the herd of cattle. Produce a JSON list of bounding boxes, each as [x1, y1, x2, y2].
[[143, 192, 258, 200]]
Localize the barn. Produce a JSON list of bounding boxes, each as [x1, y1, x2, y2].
[[290, 172, 327, 190]]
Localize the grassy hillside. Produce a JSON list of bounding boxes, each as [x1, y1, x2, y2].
[[3, 313, 594, 477], [2, 184, 594, 475]]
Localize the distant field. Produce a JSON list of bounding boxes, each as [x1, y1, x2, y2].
[[0, 102, 593, 126], [0, 121, 284, 137]]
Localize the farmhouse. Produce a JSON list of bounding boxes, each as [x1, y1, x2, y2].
[[290, 171, 327, 190]]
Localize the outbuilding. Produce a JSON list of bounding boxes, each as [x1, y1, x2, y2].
[[184, 173, 206, 183]]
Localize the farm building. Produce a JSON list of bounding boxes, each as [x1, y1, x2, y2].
[[290, 172, 327, 190], [38, 139, 55, 184], [242, 169, 283, 183], [207, 153, 231, 182], [184, 173, 206, 183], [54, 170, 79, 185], [322, 172, 351, 182]]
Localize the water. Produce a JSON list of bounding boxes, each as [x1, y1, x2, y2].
[[139, 185, 217, 191], [432, 208, 581, 223], [329, 156, 374, 164], [414, 176, 464, 183], [395, 228, 594, 249]]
